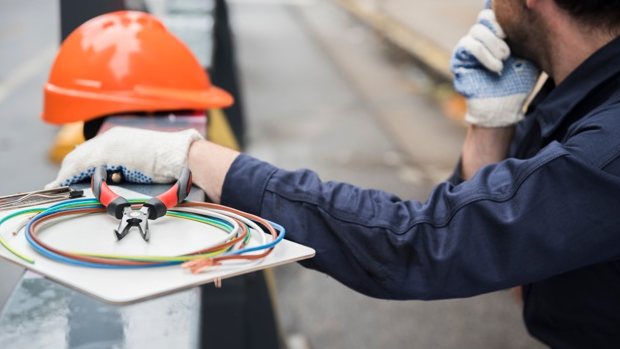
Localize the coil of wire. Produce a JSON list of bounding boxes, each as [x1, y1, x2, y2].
[[0, 198, 284, 274]]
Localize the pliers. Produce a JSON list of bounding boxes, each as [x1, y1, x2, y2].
[[91, 166, 193, 241]]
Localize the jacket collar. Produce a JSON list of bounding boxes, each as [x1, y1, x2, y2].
[[531, 35, 620, 138]]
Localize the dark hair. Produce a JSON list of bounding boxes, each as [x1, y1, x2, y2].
[[554, 0, 620, 35]]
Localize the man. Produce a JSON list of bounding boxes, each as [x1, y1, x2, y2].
[[47, 0, 620, 346]]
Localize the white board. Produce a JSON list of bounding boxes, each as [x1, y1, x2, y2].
[[0, 187, 315, 305]]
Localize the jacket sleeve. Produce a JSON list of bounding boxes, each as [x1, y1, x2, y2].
[[221, 129, 620, 300]]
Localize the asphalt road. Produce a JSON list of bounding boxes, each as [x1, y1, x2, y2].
[[0, 0, 545, 348]]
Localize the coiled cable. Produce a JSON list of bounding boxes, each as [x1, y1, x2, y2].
[[0, 198, 285, 274]]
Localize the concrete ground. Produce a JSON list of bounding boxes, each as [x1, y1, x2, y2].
[[0, 0, 546, 348]]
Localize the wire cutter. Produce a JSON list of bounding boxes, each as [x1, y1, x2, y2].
[[91, 166, 193, 241]]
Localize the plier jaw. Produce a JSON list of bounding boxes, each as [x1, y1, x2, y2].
[[115, 206, 150, 241], [91, 166, 193, 242]]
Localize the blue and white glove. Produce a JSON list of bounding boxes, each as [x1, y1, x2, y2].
[[451, 7, 540, 127], [45, 127, 203, 189]]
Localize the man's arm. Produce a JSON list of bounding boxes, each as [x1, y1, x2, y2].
[[461, 125, 514, 180], [188, 140, 239, 204], [449, 7, 537, 180], [216, 125, 620, 301]]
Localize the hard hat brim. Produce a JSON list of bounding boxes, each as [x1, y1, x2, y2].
[[134, 85, 234, 109], [42, 83, 234, 124]]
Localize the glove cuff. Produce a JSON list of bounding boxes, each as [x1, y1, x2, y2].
[[465, 94, 527, 127], [153, 129, 203, 182]]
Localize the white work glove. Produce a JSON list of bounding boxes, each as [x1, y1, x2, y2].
[[450, 6, 540, 127], [45, 126, 203, 189]]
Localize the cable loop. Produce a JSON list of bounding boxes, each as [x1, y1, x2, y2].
[[0, 198, 285, 274]]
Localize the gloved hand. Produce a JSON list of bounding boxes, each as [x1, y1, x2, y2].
[[450, 6, 541, 127], [45, 126, 203, 189]]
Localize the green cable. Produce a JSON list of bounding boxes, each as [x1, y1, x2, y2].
[[69, 211, 239, 262], [0, 208, 45, 264], [2, 198, 257, 266]]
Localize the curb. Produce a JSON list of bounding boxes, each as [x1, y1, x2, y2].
[[331, 0, 469, 124], [332, 0, 453, 83]]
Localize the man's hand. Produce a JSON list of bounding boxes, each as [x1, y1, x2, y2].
[[450, 8, 540, 127], [45, 127, 202, 189]]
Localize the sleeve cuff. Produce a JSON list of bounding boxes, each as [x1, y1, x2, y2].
[[220, 153, 278, 215]]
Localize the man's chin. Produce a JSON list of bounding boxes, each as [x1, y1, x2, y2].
[[506, 40, 538, 65]]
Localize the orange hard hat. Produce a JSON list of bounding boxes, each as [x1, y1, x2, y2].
[[42, 11, 234, 125]]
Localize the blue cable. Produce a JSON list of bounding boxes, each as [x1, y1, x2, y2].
[[24, 204, 177, 269], [223, 220, 286, 256], [23, 198, 286, 268]]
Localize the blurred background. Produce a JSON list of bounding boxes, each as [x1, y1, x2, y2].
[[0, 0, 546, 348]]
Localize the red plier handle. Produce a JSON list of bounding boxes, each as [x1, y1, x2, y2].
[[92, 166, 130, 219], [144, 167, 193, 219], [91, 166, 193, 220]]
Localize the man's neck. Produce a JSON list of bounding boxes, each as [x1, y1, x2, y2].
[[543, 13, 617, 84]]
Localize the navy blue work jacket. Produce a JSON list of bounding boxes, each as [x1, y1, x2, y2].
[[222, 36, 620, 348]]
